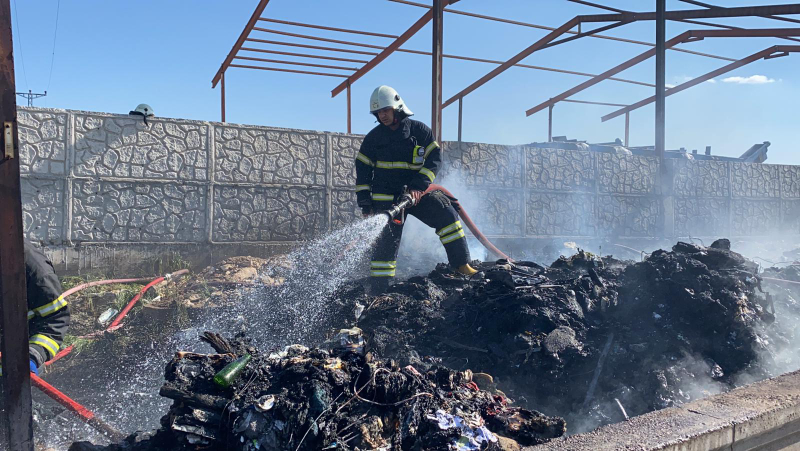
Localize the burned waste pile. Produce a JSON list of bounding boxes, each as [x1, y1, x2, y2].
[[70, 239, 777, 449], [70, 332, 565, 451], [334, 239, 774, 431]]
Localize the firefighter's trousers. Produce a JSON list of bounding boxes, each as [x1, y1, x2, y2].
[[370, 190, 470, 284]]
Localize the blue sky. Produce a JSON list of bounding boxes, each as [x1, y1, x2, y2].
[[10, 0, 800, 163]]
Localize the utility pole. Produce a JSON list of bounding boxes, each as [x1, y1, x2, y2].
[[0, 0, 35, 448], [15, 90, 46, 107]]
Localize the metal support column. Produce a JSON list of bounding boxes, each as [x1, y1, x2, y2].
[[346, 82, 352, 134], [431, 0, 444, 142], [220, 71, 226, 123], [655, 0, 666, 166], [548, 103, 554, 142], [457, 97, 462, 142], [0, 0, 34, 447], [625, 111, 630, 147]]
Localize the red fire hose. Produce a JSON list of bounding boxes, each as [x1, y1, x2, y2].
[[29, 269, 190, 440], [30, 373, 125, 441], [109, 269, 189, 329], [46, 269, 189, 366], [59, 276, 158, 299], [426, 184, 512, 261]]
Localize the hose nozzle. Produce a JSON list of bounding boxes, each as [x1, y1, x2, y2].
[[382, 193, 414, 221]]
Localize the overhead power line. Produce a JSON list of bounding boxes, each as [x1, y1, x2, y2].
[[12, 0, 29, 90], [47, 0, 61, 91]]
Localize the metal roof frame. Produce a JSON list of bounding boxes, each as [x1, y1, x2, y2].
[[601, 45, 800, 122], [212, 0, 800, 150]]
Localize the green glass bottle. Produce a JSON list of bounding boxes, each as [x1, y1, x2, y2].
[[213, 354, 251, 388]]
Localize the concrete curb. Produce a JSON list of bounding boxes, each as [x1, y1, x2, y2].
[[526, 369, 800, 450]]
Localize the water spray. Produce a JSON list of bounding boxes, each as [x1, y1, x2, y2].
[[30, 373, 125, 441]]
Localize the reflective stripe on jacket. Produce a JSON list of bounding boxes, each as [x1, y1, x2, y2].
[[25, 243, 70, 367], [354, 118, 441, 205]]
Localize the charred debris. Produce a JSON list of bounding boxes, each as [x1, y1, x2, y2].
[[72, 239, 791, 450]]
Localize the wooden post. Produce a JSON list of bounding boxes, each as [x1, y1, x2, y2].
[[548, 103, 553, 142], [0, 0, 34, 447]]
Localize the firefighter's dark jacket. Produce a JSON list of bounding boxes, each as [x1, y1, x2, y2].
[[355, 118, 441, 205], [25, 243, 70, 367]]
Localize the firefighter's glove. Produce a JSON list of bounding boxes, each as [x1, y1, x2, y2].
[[409, 190, 424, 206], [0, 359, 39, 376]]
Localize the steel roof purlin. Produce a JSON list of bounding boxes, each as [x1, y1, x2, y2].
[[601, 45, 800, 122], [211, 0, 800, 145]]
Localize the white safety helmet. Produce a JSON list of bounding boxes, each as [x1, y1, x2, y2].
[[369, 85, 413, 116], [131, 104, 154, 117]]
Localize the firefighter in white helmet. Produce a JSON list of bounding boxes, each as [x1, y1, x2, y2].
[[355, 85, 477, 294]]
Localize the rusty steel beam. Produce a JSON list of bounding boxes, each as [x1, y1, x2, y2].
[[331, 1, 454, 98], [246, 38, 381, 56], [677, 4, 800, 43], [245, 38, 652, 86], [457, 97, 463, 142], [240, 47, 370, 64], [678, 19, 800, 43], [442, 53, 654, 87], [566, 0, 626, 13], [625, 111, 629, 147], [0, 0, 33, 447], [602, 45, 800, 122], [445, 7, 800, 111], [432, 0, 444, 142], [525, 27, 800, 117], [442, 17, 584, 109], [540, 19, 631, 49], [229, 64, 349, 77], [257, 17, 400, 38], [656, 0, 666, 167], [678, 0, 800, 25], [347, 82, 352, 133], [234, 55, 358, 71], [253, 27, 395, 50], [577, 4, 800, 22], [220, 71, 225, 122], [568, 0, 800, 42], [388, 0, 735, 61], [212, 0, 271, 88], [561, 98, 627, 107]]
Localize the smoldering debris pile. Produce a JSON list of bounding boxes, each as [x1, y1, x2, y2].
[[332, 238, 775, 431], [69, 238, 780, 449], [70, 332, 565, 451]]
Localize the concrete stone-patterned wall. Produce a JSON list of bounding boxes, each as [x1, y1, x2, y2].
[[17, 106, 799, 270], [443, 141, 798, 239]]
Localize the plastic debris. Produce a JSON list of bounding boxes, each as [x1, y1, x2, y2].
[[428, 409, 498, 450], [97, 308, 118, 327]]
